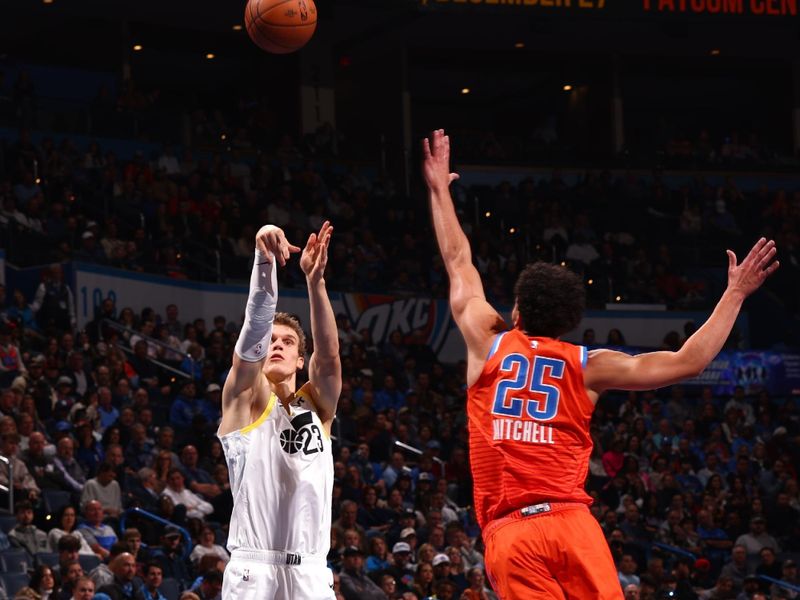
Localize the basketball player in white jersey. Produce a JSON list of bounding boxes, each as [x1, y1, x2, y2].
[[219, 221, 341, 599]]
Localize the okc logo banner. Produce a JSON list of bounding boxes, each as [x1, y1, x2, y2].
[[341, 293, 453, 356]]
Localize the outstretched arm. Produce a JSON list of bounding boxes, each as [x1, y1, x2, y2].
[[585, 238, 779, 393], [303, 221, 342, 426], [219, 225, 300, 435], [423, 129, 505, 383]]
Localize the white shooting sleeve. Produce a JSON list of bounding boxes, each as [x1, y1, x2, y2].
[[234, 249, 278, 362]]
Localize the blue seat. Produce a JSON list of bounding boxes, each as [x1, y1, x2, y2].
[[78, 553, 101, 572], [159, 577, 180, 600], [42, 489, 71, 515], [0, 572, 30, 597], [0, 514, 16, 534], [1, 548, 32, 573], [35, 552, 59, 568]]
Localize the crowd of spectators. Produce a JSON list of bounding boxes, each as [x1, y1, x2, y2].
[[0, 267, 796, 599], [1, 124, 799, 323], [0, 67, 798, 600]]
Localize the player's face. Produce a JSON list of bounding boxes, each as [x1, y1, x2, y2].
[[264, 324, 304, 380]]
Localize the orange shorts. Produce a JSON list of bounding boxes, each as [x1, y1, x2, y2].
[[483, 503, 622, 600]]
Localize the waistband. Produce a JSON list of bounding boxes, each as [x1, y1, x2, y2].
[[484, 502, 588, 538], [230, 548, 327, 566]]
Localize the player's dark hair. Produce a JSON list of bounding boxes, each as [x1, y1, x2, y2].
[[513, 262, 585, 339]]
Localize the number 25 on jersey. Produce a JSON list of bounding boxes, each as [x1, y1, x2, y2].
[[491, 354, 564, 421]]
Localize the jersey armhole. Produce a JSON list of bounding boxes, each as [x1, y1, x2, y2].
[[296, 382, 332, 440], [486, 331, 509, 361]]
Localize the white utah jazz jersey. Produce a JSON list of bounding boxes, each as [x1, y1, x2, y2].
[[219, 383, 333, 556]]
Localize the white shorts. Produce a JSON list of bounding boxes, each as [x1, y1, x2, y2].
[[223, 549, 335, 600]]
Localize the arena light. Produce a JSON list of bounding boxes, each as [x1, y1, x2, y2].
[[509, 227, 516, 234], [232, 24, 243, 31], [615, 296, 622, 302], [206, 53, 216, 60], [563, 84, 573, 92], [43, 0, 54, 4], [560, 262, 566, 267], [461, 87, 471, 95], [710, 48, 721, 56], [132, 44, 143, 52], [514, 42, 525, 49], [588, 279, 593, 285], [484, 211, 491, 218]]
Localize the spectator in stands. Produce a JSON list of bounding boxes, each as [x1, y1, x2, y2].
[[53, 437, 87, 498], [754, 546, 781, 582], [623, 583, 640, 599], [700, 575, 736, 599], [0, 432, 40, 502], [9, 499, 48, 555], [48, 509, 95, 556], [618, 553, 640, 589], [97, 552, 141, 600], [52, 534, 81, 575], [57, 560, 86, 599], [128, 467, 160, 513], [178, 445, 219, 500], [80, 462, 122, 518], [193, 569, 223, 600], [735, 516, 779, 557], [720, 545, 751, 591], [162, 468, 213, 520], [737, 574, 761, 600], [30, 564, 57, 599], [30, 265, 75, 334], [0, 322, 26, 388], [365, 535, 390, 574], [125, 424, 154, 471], [413, 562, 435, 598], [70, 576, 95, 600], [93, 387, 119, 434], [339, 546, 385, 600], [77, 500, 118, 559], [21, 432, 60, 493], [152, 527, 192, 591], [189, 526, 229, 567], [139, 562, 167, 600], [333, 500, 365, 541], [770, 559, 798, 599]]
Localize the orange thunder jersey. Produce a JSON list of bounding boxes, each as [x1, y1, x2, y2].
[[468, 329, 594, 529]]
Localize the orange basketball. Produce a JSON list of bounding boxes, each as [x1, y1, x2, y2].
[[245, 0, 317, 54]]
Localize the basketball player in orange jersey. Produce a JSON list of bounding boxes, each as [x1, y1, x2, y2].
[[422, 129, 779, 599]]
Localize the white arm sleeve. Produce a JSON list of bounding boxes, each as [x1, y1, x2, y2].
[[234, 249, 278, 362]]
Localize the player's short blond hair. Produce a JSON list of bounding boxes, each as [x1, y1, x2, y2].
[[274, 312, 307, 356]]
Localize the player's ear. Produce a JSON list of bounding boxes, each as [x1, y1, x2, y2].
[[296, 355, 305, 370]]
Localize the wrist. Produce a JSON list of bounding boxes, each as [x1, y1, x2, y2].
[[307, 276, 326, 290], [723, 287, 746, 304]]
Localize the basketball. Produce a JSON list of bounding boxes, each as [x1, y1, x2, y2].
[[245, 0, 317, 54]]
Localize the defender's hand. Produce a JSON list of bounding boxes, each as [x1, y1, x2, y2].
[[726, 238, 779, 298], [422, 129, 460, 192], [301, 221, 332, 283], [255, 225, 301, 266]]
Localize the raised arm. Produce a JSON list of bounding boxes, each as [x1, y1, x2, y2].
[[423, 129, 505, 382], [302, 221, 342, 426], [219, 225, 300, 436], [585, 238, 779, 393]]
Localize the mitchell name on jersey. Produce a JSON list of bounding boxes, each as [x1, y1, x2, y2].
[[492, 418, 555, 444]]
